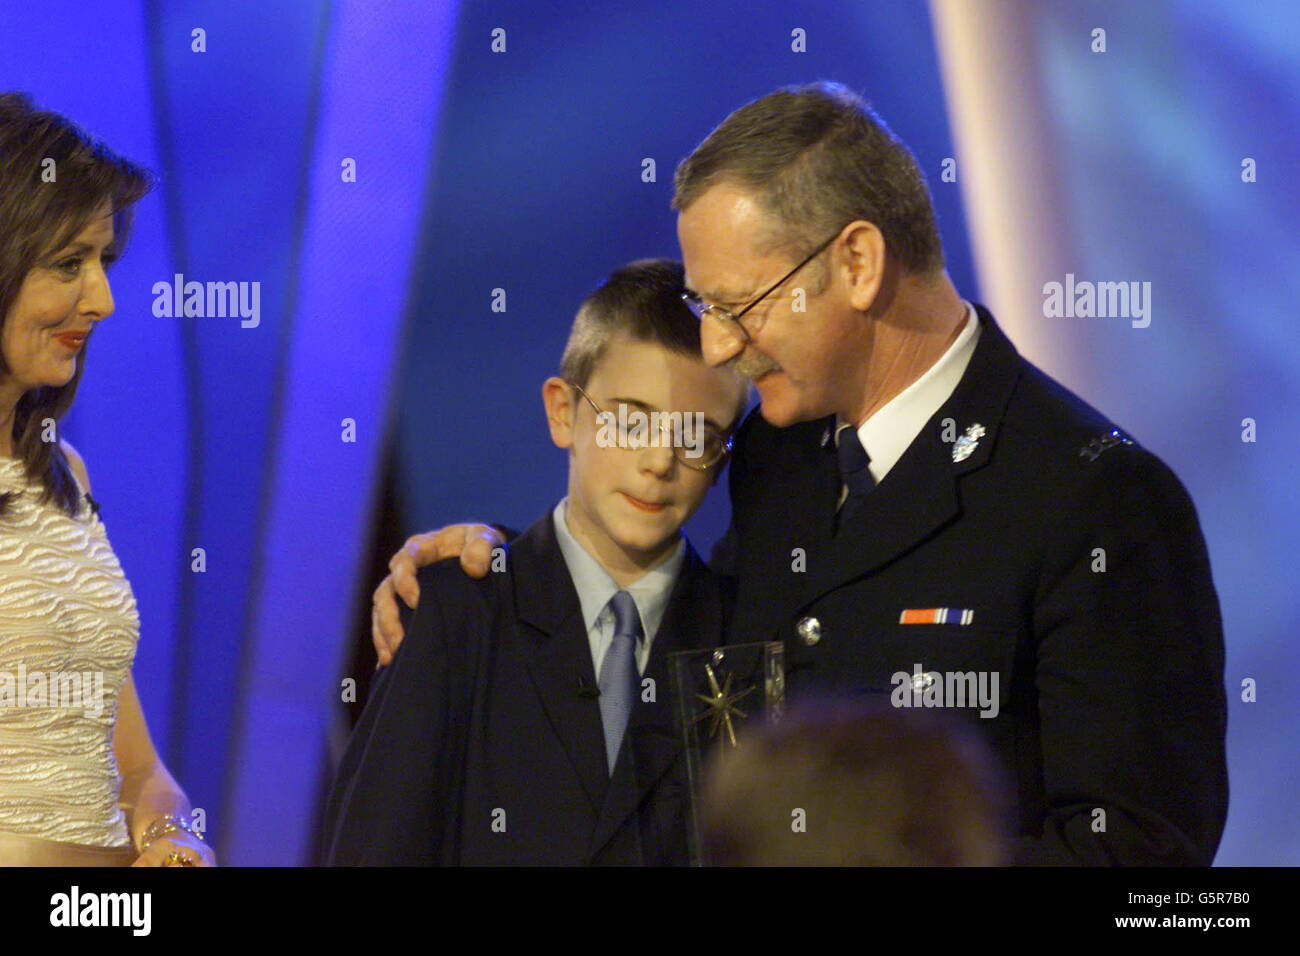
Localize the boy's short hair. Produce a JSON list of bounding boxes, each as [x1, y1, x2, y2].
[[560, 258, 750, 428]]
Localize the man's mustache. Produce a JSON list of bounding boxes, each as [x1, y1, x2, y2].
[[732, 348, 780, 380]]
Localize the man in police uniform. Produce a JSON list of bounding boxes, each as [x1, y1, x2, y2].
[[372, 83, 1228, 865]]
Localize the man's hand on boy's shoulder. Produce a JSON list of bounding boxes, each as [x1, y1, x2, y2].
[[371, 523, 506, 665]]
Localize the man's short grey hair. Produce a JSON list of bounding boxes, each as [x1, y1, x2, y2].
[[672, 81, 944, 279]]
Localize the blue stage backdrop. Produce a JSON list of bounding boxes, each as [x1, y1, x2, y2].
[[1, 0, 1294, 865]]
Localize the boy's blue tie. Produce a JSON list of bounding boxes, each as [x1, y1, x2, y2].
[[598, 590, 641, 774], [836, 424, 875, 528]]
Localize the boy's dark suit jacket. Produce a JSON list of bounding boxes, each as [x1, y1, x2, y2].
[[721, 303, 1229, 866], [323, 510, 726, 865]]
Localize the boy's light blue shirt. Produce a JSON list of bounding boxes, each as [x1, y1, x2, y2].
[[551, 498, 685, 678]]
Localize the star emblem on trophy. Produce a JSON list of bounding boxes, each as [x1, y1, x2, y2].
[[670, 642, 785, 865], [693, 662, 756, 748]]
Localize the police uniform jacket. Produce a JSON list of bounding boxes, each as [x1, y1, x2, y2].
[[722, 304, 1229, 865]]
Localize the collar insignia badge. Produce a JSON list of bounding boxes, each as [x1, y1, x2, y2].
[[952, 423, 986, 463]]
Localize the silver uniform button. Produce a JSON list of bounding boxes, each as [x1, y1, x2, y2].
[[910, 671, 936, 692], [795, 616, 821, 646]]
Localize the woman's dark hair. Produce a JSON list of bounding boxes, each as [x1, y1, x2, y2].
[[0, 92, 153, 518]]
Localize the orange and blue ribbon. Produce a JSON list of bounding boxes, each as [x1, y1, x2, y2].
[[899, 608, 974, 625]]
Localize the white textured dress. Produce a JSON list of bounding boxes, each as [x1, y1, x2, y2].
[[0, 455, 139, 860]]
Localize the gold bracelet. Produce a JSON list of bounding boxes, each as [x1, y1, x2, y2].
[[140, 814, 202, 852]]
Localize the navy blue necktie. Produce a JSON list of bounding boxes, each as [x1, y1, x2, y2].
[[598, 590, 641, 774], [836, 424, 875, 529]]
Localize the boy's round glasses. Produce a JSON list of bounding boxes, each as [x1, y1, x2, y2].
[[569, 381, 733, 471]]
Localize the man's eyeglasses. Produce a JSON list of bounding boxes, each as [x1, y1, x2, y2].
[[569, 381, 733, 471], [680, 229, 840, 344]]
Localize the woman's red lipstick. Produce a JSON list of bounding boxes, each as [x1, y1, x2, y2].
[[53, 332, 88, 351]]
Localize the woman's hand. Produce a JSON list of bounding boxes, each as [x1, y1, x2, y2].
[[132, 828, 216, 867]]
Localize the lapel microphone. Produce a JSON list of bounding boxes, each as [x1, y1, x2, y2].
[[575, 675, 601, 699]]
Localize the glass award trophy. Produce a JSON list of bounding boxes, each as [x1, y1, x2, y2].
[[670, 641, 785, 866]]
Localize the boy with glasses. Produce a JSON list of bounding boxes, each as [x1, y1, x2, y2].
[[324, 259, 748, 865]]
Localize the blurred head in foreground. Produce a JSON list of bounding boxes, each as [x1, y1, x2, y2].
[[701, 700, 1011, 866]]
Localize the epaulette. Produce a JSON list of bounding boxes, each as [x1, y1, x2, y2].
[[1078, 428, 1134, 463]]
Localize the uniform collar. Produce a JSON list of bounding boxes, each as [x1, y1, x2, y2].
[[790, 303, 1021, 609], [832, 301, 981, 484]]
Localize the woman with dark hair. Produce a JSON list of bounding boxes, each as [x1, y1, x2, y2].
[[0, 92, 213, 866]]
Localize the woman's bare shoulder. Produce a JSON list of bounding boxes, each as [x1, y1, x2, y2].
[[59, 439, 92, 495]]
